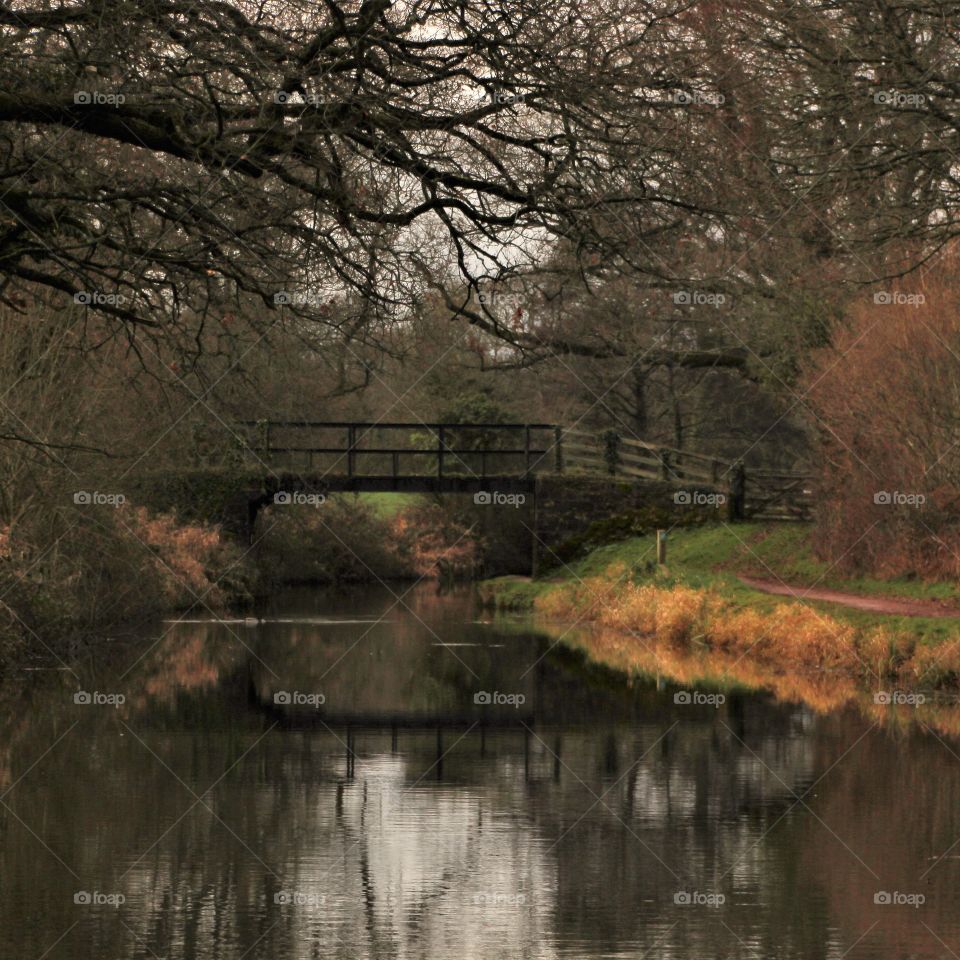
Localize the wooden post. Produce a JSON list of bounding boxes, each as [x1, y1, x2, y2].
[[728, 460, 746, 521], [392, 450, 400, 479], [603, 430, 621, 476], [554, 426, 564, 474], [531, 486, 539, 577], [656, 529, 667, 565], [347, 425, 356, 477], [480, 448, 487, 478], [437, 425, 445, 479], [660, 450, 672, 481], [524, 425, 532, 477]]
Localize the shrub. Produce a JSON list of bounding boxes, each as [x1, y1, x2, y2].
[[804, 256, 960, 581], [126, 507, 252, 609], [391, 499, 482, 579], [255, 495, 416, 583], [0, 505, 253, 661]]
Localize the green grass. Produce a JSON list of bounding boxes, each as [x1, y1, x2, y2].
[[560, 523, 960, 602], [351, 492, 426, 519], [480, 522, 960, 643], [705, 524, 960, 602], [478, 576, 552, 610]]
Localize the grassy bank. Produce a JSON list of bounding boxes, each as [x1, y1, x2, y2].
[[481, 523, 960, 689]]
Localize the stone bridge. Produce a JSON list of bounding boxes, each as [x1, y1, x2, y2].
[[123, 421, 811, 573]]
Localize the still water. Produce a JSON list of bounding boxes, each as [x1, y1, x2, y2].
[[1, 582, 959, 959]]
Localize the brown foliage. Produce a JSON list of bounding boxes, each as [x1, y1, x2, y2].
[[390, 502, 482, 580], [804, 259, 960, 579], [0, 506, 252, 656]]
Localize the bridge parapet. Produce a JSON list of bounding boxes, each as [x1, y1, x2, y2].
[[228, 420, 564, 480], [173, 421, 813, 533]]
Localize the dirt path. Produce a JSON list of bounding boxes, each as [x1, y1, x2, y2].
[[737, 575, 960, 618]]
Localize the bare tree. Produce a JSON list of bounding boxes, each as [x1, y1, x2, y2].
[[0, 0, 725, 359]]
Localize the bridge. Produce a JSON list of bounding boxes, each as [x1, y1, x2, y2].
[[130, 420, 815, 573], [217, 420, 813, 522]]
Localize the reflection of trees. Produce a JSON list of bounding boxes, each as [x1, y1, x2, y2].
[[1, 708, 830, 958], [0, 620, 244, 791], [798, 716, 960, 959], [523, 706, 824, 955], [2, 729, 560, 958], [253, 618, 538, 723], [3, 587, 960, 958], [251, 585, 542, 724]]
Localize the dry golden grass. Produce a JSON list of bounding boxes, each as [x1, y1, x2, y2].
[[539, 579, 830, 665], [705, 607, 772, 653], [908, 638, 960, 686], [536, 564, 632, 622], [533, 571, 960, 696], [857, 626, 915, 681], [765, 604, 860, 672], [654, 586, 714, 644], [604, 584, 659, 636]]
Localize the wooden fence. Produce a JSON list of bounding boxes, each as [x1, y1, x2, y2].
[[562, 426, 814, 521]]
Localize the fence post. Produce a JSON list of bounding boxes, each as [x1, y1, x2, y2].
[[728, 460, 746, 521], [347, 425, 356, 477], [603, 430, 621, 476], [256, 419, 270, 462], [554, 426, 564, 474], [659, 450, 672, 481], [437, 425, 445, 479], [524, 425, 532, 477]]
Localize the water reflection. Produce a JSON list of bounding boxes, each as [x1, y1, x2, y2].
[[0, 584, 958, 959]]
